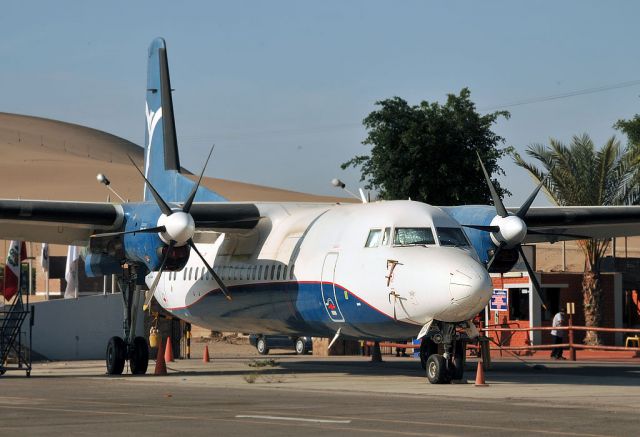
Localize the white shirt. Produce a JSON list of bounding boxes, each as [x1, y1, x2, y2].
[[551, 312, 565, 337]]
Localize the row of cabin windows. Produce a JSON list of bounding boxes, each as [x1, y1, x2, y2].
[[167, 264, 295, 282]]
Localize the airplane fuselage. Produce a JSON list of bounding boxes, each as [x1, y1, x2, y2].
[[150, 200, 493, 340]]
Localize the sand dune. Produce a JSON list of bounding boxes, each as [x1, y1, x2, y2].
[[0, 113, 352, 258]]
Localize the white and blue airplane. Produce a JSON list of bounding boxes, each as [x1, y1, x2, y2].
[[3, 38, 640, 383]]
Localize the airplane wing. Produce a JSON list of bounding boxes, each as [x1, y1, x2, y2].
[[0, 199, 261, 246], [0, 199, 122, 246], [517, 206, 640, 243]]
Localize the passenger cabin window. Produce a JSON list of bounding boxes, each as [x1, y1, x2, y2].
[[283, 265, 288, 280], [437, 227, 470, 247], [289, 264, 294, 280], [393, 227, 435, 246], [365, 229, 383, 247], [277, 265, 282, 280]]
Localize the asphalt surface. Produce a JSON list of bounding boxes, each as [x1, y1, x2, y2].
[[0, 355, 639, 436]]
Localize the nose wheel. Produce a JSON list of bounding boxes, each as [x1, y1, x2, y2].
[[421, 322, 467, 384]]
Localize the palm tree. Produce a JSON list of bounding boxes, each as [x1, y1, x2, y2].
[[514, 134, 640, 345]]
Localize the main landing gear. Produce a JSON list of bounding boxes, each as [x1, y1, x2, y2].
[[420, 321, 466, 384], [106, 265, 149, 375]]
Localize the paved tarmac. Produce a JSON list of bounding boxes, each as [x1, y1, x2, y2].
[[0, 354, 639, 436]]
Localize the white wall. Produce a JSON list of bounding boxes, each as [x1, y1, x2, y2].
[[28, 293, 144, 360]]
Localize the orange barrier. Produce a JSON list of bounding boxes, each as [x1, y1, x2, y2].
[[482, 325, 640, 360], [203, 344, 210, 363], [164, 339, 174, 362]]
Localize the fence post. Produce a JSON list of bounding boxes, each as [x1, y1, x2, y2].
[[568, 314, 576, 361]]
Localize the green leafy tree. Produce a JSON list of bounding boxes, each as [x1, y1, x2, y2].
[[342, 88, 512, 205], [614, 115, 640, 147], [514, 134, 640, 345]]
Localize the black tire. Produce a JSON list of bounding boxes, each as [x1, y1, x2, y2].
[[130, 336, 149, 375], [420, 337, 437, 370], [295, 338, 307, 355], [106, 336, 126, 375], [256, 337, 269, 355], [426, 354, 449, 384], [451, 341, 466, 380]]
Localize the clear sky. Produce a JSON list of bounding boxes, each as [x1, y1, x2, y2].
[[2, 1, 640, 206]]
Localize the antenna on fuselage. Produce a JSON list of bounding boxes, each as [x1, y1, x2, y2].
[[97, 173, 127, 203], [331, 178, 368, 203]]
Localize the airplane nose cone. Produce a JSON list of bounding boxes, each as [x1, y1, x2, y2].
[[450, 263, 490, 302], [444, 260, 493, 321]]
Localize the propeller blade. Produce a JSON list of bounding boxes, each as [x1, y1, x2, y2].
[[143, 240, 176, 311], [486, 243, 505, 271], [91, 226, 166, 239], [461, 224, 501, 233], [516, 172, 551, 219], [517, 245, 548, 311], [127, 155, 174, 216], [188, 239, 232, 301], [183, 145, 215, 214], [476, 152, 508, 218]]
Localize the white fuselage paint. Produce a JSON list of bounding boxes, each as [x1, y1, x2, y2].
[[149, 200, 493, 337]]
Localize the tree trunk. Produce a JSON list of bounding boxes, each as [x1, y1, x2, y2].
[[582, 270, 602, 345]]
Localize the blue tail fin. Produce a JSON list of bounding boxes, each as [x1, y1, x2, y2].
[[144, 38, 226, 203]]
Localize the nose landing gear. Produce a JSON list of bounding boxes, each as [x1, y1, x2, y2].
[[420, 321, 467, 384]]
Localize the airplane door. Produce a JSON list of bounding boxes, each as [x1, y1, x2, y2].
[[321, 252, 345, 323]]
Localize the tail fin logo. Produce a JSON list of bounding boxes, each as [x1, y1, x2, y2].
[[145, 102, 163, 177]]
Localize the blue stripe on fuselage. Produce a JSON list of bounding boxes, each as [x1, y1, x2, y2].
[[167, 281, 418, 340]]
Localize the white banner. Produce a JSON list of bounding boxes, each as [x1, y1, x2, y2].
[[64, 245, 79, 299]]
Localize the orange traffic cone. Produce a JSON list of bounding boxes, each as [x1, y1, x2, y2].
[[203, 344, 210, 363], [474, 359, 488, 387], [154, 338, 167, 376], [164, 338, 174, 362]]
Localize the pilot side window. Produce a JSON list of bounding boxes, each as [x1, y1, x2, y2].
[[365, 229, 383, 247], [436, 227, 470, 247], [393, 227, 435, 246]]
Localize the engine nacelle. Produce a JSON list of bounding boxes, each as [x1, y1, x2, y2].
[[101, 202, 191, 273], [85, 253, 122, 277]]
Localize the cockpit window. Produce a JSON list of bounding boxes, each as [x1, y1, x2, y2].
[[393, 227, 435, 246], [437, 227, 470, 247], [365, 229, 383, 247], [381, 227, 391, 246]]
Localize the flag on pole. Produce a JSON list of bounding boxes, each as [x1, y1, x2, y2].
[[64, 245, 80, 299], [40, 243, 49, 272], [3, 240, 26, 300]]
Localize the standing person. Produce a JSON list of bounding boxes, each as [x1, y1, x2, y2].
[[550, 308, 567, 359]]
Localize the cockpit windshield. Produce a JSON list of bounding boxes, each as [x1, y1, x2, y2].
[[436, 227, 470, 247], [393, 227, 435, 246]]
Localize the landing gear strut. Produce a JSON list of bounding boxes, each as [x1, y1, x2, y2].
[[106, 264, 149, 375], [420, 321, 467, 384]]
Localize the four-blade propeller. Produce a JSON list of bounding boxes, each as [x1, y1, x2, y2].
[[462, 154, 551, 310], [92, 145, 232, 310]]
